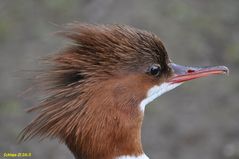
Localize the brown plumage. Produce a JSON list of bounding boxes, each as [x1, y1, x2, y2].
[[19, 23, 171, 159], [19, 23, 228, 159]]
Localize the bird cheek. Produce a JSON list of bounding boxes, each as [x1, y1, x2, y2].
[[139, 82, 182, 112]]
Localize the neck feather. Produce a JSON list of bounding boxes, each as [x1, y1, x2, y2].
[[20, 77, 147, 159], [116, 154, 149, 159], [64, 81, 145, 159]]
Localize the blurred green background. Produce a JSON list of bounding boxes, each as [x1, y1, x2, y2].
[[0, 0, 238, 159]]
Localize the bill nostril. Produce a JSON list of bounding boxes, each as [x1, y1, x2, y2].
[[187, 69, 195, 73]]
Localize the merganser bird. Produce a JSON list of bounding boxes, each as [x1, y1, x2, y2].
[[19, 23, 229, 159]]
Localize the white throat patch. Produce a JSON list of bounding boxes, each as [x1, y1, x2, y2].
[[116, 154, 149, 159], [140, 82, 182, 112]]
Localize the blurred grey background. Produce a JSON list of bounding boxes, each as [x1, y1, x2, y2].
[[0, 0, 238, 159]]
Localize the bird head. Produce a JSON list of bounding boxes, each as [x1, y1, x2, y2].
[[20, 23, 228, 159]]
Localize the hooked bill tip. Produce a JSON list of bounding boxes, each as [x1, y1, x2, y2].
[[220, 66, 229, 76]]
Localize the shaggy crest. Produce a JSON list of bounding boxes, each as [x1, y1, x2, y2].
[[19, 23, 169, 159], [19, 23, 228, 159]]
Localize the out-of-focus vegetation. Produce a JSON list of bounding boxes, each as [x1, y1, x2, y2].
[[0, 0, 238, 159]]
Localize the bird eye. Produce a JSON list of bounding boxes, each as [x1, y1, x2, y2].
[[148, 64, 161, 76]]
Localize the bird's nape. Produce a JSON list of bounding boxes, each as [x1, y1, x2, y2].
[[19, 23, 229, 159]]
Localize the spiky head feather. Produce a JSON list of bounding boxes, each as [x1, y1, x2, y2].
[[19, 23, 169, 159]]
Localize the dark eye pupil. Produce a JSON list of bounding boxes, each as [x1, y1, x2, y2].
[[150, 65, 161, 76]]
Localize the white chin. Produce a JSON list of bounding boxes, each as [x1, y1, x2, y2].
[[139, 82, 182, 112]]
